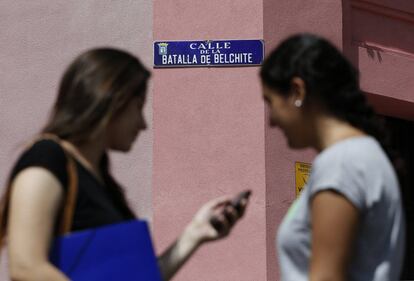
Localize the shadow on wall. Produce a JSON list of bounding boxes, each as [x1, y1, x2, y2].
[[364, 43, 382, 63]]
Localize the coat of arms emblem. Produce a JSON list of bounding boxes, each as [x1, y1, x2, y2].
[[158, 43, 169, 55]]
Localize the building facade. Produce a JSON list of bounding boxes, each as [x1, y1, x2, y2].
[[1, 1, 413, 280]]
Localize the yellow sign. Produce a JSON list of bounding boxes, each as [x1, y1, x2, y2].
[[295, 162, 312, 197]]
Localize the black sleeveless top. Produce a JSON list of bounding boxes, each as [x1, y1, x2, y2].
[[9, 139, 134, 232]]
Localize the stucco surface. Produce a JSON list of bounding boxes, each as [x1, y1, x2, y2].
[[153, 1, 266, 280], [0, 1, 152, 280], [343, 0, 414, 118]]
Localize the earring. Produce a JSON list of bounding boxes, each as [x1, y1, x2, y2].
[[294, 100, 303, 107]]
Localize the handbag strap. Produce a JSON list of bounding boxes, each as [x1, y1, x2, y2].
[[0, 134, 78, 248], [31, 134, 79, 235], [58, 141, 78, 235]]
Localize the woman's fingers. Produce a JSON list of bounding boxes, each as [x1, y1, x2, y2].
[[201, 196, 232, 213], [224, 204, 239, 226], [210, 204, 242, 236], [236, 198, 249, 217], [191, 192, 251, 242], [210, 214, 229, 235]]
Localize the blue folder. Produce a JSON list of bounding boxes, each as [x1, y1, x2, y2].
[[49, 220, 162, 281]]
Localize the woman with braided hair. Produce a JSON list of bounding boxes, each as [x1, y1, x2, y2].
[[261, 34, 405, 281]]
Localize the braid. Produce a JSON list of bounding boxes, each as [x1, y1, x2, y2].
[[332, 90, 382, 138], [337, 92, 403, 168]]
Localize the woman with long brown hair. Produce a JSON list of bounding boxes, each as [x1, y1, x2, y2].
[[0, 48, 249, 280]]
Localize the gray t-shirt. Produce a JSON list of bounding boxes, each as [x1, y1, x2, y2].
[[277, 136, 405, 281]]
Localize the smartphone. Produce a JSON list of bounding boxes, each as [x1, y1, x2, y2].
[[210, 190, 252, 232], [231, 190, 252, 213]]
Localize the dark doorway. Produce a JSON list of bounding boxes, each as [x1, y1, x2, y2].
[[383, 116, 414, 279]]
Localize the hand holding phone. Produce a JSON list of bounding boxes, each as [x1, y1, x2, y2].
[[210, 190, 252, 232]]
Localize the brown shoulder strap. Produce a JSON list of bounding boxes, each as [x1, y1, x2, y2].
[[34, 134, 79, 235], [0, 134, 78, 248], [58, 153, 78, 235]]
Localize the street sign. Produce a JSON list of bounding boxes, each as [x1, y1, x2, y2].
[[154, 39, 264, 68]]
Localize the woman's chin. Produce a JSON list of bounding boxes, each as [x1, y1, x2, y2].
[[109, 141, 133, 152]]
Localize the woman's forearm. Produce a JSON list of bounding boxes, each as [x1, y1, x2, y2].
[[157, 225, 202, 281], [10, 261, 70, 281], [157, 195, 249, 280]]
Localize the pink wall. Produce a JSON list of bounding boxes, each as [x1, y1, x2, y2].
[[0, 1, 152, 280], [263, 1, 343, 279], [153, 1, 266, 280], [343, 0, 414, 120]]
